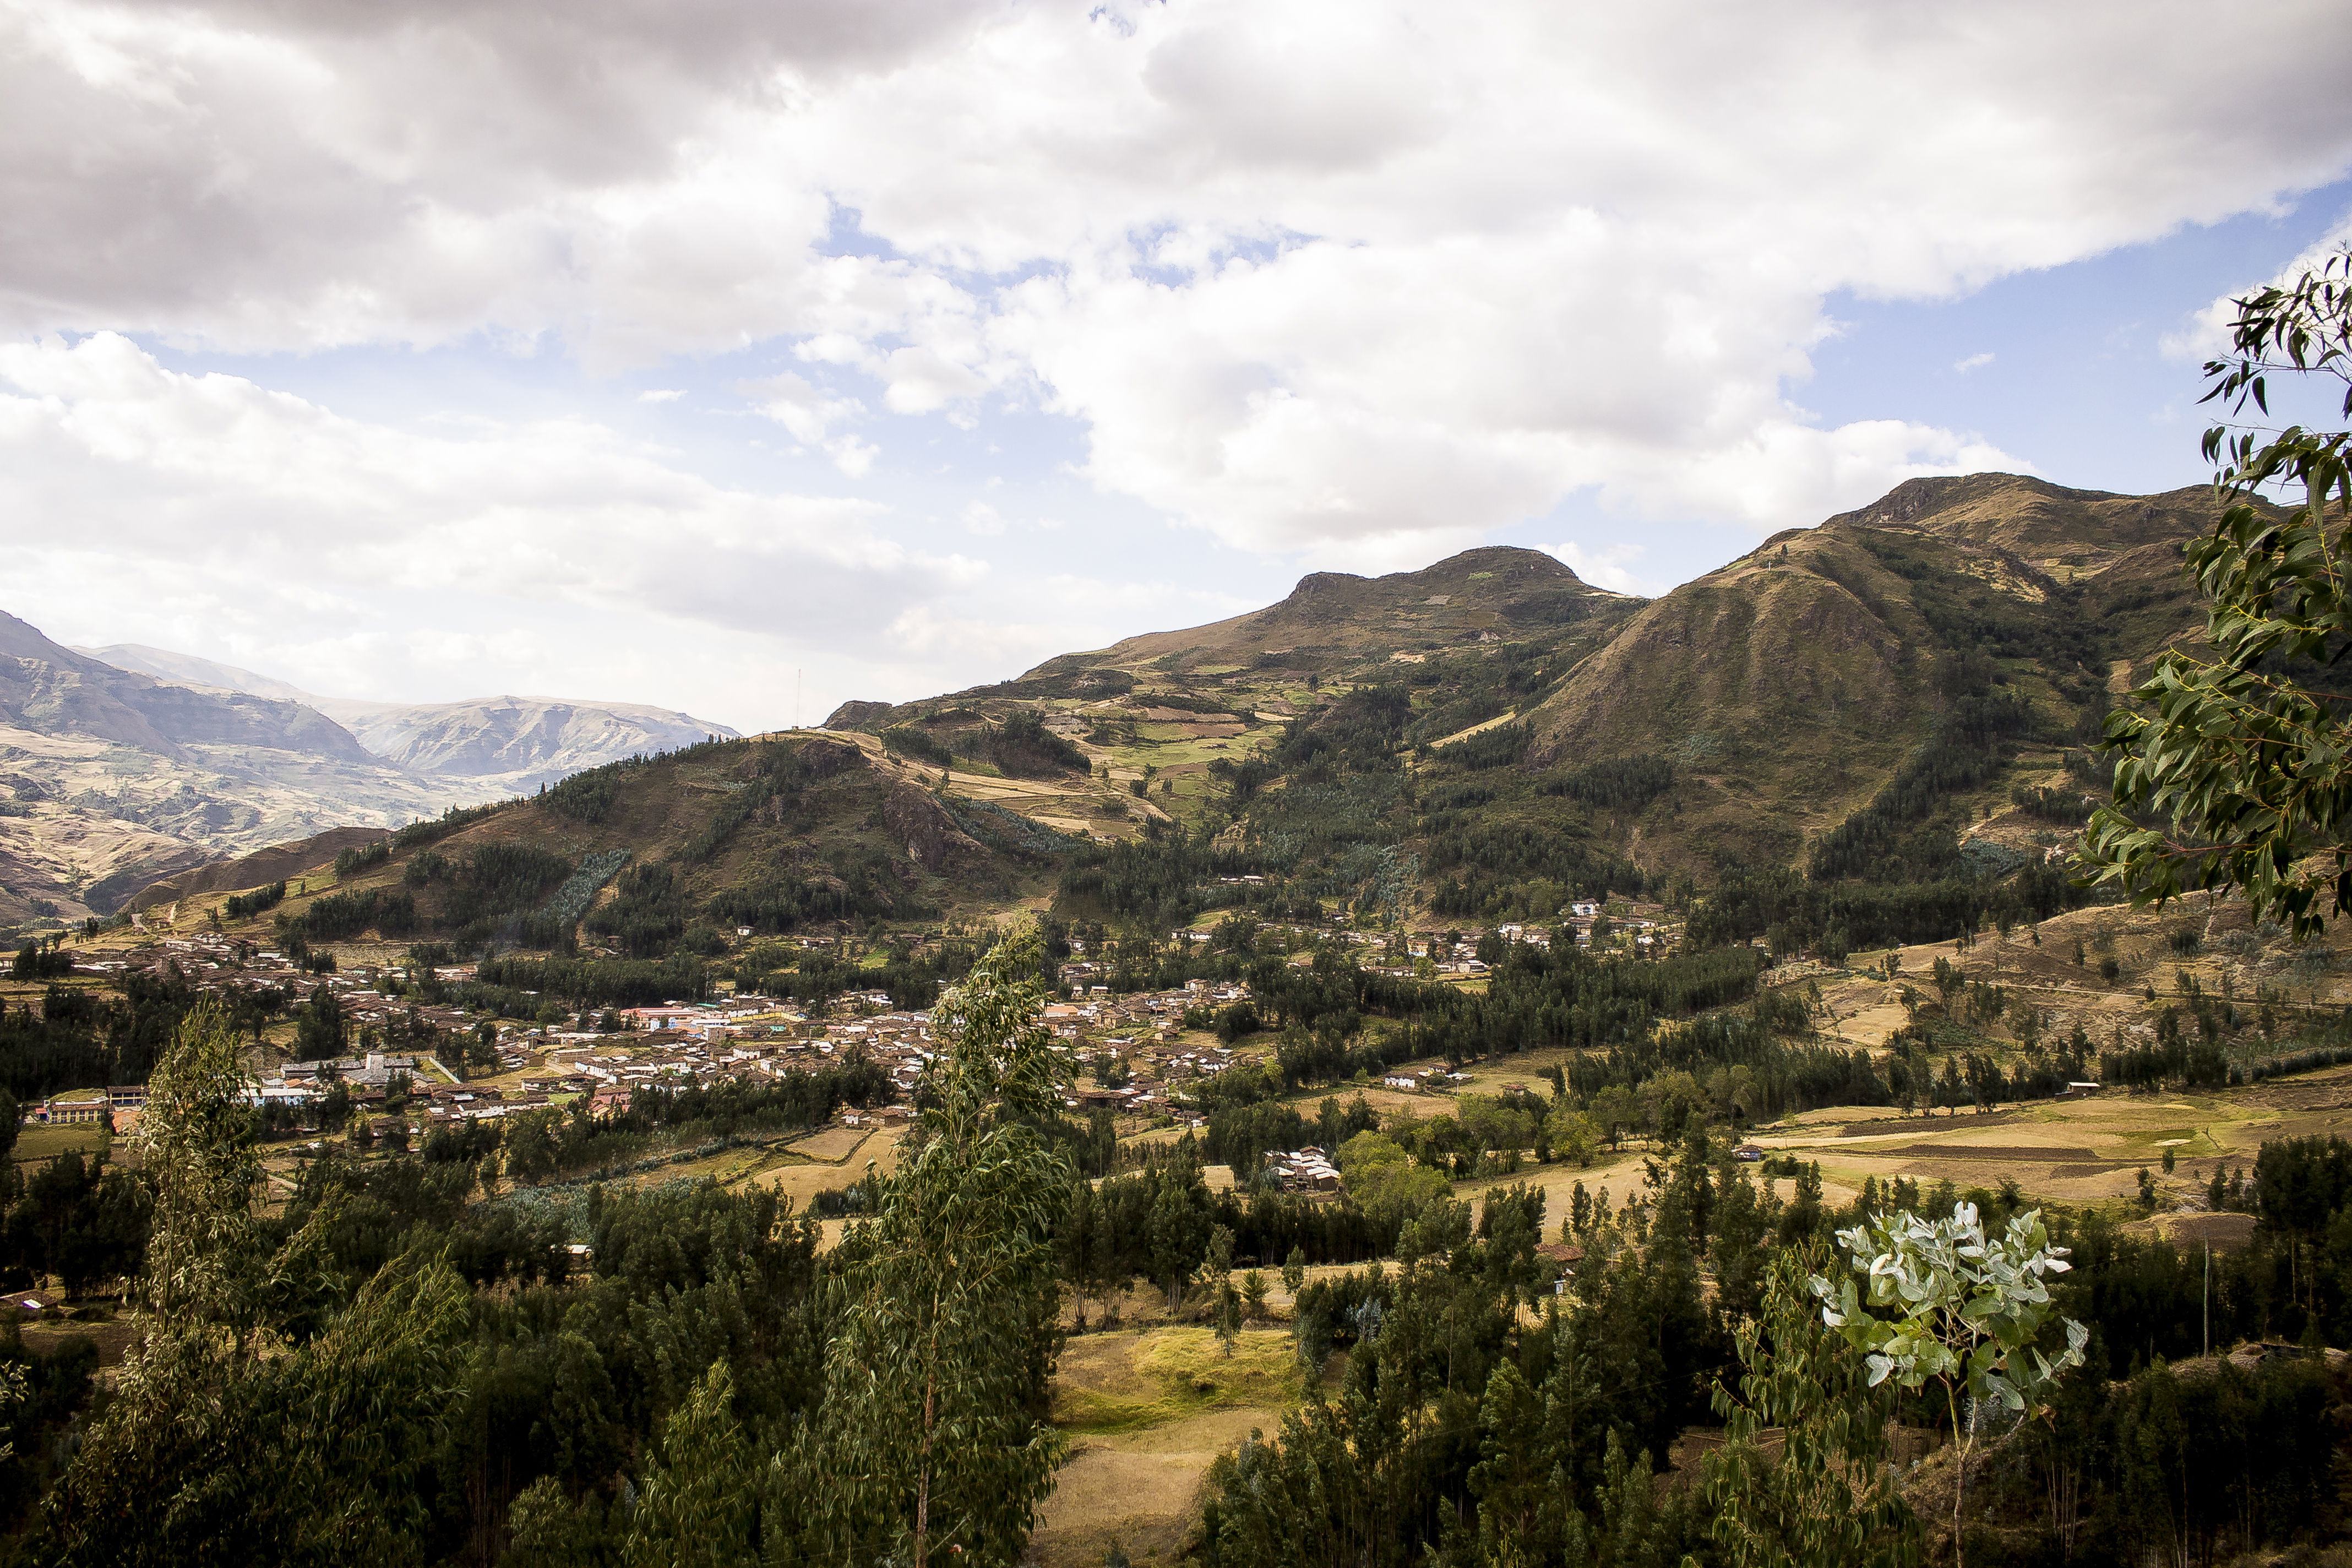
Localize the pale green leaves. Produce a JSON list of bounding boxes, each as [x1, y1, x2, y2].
[[1810, 1202, 2087, 1567], [1810, 1202, 2085, 1415]]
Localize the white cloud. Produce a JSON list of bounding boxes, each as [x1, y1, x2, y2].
[[5, 0, 2352, 709], [0, 333, 973, 674], [962, 501, 1007, 537], [638, 388, 685, 402], [1544, 542, 1658, 598], [743, 369, 879, 474], [2164, 209, 2352, 362], [1954, 352, 1996, 374]]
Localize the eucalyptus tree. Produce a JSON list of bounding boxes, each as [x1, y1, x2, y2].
[[1813, 1203, 2087, 1568], [39, 999, 467, 1567], [1704, 1255, 1919, 1568], [793, 928, 1073, 1568], [2084, 248, 2352, 931]]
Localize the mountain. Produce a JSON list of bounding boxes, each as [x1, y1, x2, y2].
[[830, 546, 1637, 765], [810, 475, 2226, 935], [3, 620, 738, 927], [80, 644, 739, 792], [192, 731, 1065, 956], [1519, 474, 2222, 869], [7, 616, 371, 762], [1, 611, 487, 923]]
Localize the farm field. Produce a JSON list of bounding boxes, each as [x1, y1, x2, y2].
[[13, 1124, 108, 1169], [1032, 1325, 1306, 1568], [1752, 1063, 2352, 1207]]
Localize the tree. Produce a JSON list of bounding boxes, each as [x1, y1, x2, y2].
[[1704, 1256, 1920, 1568], [1545, 1103, 1600, 1167], [624, 1362, 757, 1567], [295, 986, 344, 1060], [37, 999, 466, 1567], [2083, 247, 2352, 933], [796, 928, 1071, 1568], [1813, 1202, 2088, 1568]]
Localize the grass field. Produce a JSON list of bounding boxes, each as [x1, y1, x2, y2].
[[1032, 1326, 1305, 1568], [14, 1124, 108, 1167]]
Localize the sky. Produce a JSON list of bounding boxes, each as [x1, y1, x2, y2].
[[4, 0, 2352, 734]]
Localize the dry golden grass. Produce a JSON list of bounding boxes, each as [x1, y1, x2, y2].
[[787, 1125, 873, 1163], [1031, 1327, 1303, 1568]]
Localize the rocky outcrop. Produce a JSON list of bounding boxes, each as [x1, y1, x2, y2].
[[882, 783, 990, 875]]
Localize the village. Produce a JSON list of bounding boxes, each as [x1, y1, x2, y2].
[[12, 892, 1686, 1157]]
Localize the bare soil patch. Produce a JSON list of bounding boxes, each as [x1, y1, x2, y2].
[[1889, 1144, 2101, 1163]]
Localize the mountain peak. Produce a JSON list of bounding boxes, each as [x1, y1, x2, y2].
[[1820, 471, 2227, 570]]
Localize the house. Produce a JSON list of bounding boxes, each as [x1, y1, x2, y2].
[[1382, 1075, 1419, 1092], [45, 1093, 108, 1127], [1735, 1144, 1765, 1162], [1536, 1242, 1586, 1293]]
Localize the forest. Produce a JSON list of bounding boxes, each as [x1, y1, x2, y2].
[[0, 925, 2343, 1567]]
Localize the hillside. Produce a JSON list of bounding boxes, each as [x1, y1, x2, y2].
[[183, 730, 1071, 962], [1522, 475, 2222, 869], [809, 476, 2227, 944]]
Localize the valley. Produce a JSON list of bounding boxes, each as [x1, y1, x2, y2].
[[9, 469, 2352, 1566]]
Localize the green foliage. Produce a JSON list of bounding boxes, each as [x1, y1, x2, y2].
[[1808, 689, 2033, 884], [2086, 246, 2352, 934], [331, 841, 390, 880], [792, 929, 1071, 1568], [1537, 753, 1676, 811], [1434, 721, 1530, 771], [390, 798, 513, 851], [1815, 1202, 2087, 1566], [1704, 1256, 1919, 1568], [541, 766, 623, 825], [220, 881, 285, 919], [881, 723, 954, 766]]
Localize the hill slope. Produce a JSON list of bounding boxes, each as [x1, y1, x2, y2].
[[817, 477, 2227, 940], [1522, 475, 2223, 869], [189, 731, 1068, 967]]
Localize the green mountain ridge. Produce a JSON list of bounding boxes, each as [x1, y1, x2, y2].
[[129, 471, 2240, 957]]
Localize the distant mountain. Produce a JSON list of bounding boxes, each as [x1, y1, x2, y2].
[[196, 731, 1062, 955], [1, 612, 482, 924], [79, 645, 739, 793], [8, 617, 371, 762], [0, 622, 741, 927]]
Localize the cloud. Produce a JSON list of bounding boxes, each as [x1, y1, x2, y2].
[[1953, 352, 1995, 374], [2164, 209, 2352, 363], [3, 0, 2351, 613], [743, 369, 879, 474], [638, 388, 685, 402], [0, 333, 972, 661], [1545, 542, 1658, 598]]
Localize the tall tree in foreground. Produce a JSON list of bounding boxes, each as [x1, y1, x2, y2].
[[36, 999, 466, 1568], [785, 927, 1071, 1568], [2083, 247, 2352, 930], [1703, 1254, 1919, 1568]]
